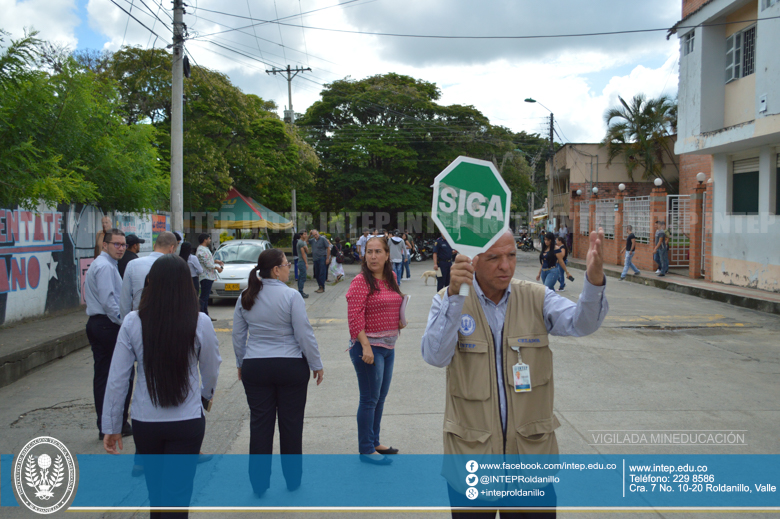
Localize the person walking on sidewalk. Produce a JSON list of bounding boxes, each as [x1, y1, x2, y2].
[[356, 229, 370, 261], [296, 231, 310, 298], [196, 234, 224, 319], [308, 230, 330, 293], [329, 237, 345, 282], [232, 249, 324, 496], [120, 232, 178, 319], [536, 232, 573, 291], [620, 225, 641, 280], [402, 233, 412, 279], [653, 221, 669, 277], [103, 254, 222, 518], [84, 228, 133, 440], [345, 235, 405, 465], [388, 231, 406, 286], [555, 236, 569, 292], [421, 229, 609, 516]]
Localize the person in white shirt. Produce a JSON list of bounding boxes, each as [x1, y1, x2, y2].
[[356, 229, 370, 260], [120, 232, 178, 319], [179, 241, 203, 293]]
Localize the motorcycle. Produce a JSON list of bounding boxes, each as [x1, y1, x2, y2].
[[341, 244, 360, 264], [409, 240, 425, 262], [519, 236, 536, 252]]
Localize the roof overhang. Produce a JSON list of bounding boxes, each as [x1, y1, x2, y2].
[[668, 0, 753, 39]]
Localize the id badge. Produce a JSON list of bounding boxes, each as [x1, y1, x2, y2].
[[513, 363, 531, 392]]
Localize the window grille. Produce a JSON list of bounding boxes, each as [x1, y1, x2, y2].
[[683, 31, 694, 56], [579, 200, 589, 235], [726, 25, 756, 83], [623, 196, 650, 244], [594, 199, 616, 239]]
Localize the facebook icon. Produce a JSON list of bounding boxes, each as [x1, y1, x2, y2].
[[466, 460, 478, 473]]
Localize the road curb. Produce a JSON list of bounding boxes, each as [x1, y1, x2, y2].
[[568, 262, 780, 316], [0, 330, 90, 389]]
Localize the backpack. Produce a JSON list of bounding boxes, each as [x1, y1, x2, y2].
[[334, 243, 344, 263]]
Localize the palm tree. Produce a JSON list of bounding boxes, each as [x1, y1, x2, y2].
[[602, 94, 678, 192]]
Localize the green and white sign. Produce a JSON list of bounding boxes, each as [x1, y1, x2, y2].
[[431, 156, 511, 260]]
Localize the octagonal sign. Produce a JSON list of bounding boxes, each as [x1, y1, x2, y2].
[[431, 156, 511, 259]]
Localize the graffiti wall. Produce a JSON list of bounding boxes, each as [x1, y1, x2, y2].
[[0, 204, 170, 326]]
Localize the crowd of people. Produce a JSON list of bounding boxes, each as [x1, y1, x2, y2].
[[83, 221, 610, 518]]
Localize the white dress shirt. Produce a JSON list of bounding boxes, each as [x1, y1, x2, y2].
[[84, 252, 123, 325], [120, 252, 164, 319], [232, 279, 323, 371], [187, 254, 203, 277], [102, 311, 222, 434], [421, 275, 608, 433]]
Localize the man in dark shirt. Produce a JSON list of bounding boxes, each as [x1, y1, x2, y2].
[[619, 225, 640, 280], [432, 233, 454, 291], [117, 234, 145, 278]]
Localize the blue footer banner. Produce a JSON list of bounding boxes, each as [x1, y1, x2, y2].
[[3, 453, 779, 511]]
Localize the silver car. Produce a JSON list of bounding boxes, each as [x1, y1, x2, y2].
[[210, 239, 272, 300]]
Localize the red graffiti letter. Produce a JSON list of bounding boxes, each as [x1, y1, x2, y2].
[[34, 214, 44, 241], [7, 210, 20, 242], [44, 213, 54, 242], [0, 209, 6, 243], [0, 258, 8, 293], [27, 256, 40, 289], [20, 211, 33, 241]]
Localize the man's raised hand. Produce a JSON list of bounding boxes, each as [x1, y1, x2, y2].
[[586, 227, 606, 286]]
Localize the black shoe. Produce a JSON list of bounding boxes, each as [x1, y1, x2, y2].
[[99, 432, 105, 441], [658, 273, 666, 277], [359, 453, 392, 465], [121, 422, 133, 437], [375, 446, 399, 455], [300, 292, 309, 298], [210, 316, 217, 321]]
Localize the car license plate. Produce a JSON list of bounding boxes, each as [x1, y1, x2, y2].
[[225, 283, 240, 291]]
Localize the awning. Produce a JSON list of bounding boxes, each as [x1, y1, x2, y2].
[[213, 188, 293, 231], [533, 214, 548, 221]]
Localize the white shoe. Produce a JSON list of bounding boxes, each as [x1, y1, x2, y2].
[[655, 269, 661, 274]]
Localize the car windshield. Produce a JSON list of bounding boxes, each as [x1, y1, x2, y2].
[[215, 244, 265, 264]]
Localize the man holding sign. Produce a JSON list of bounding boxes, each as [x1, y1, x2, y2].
[[421, 157, 609, 516]]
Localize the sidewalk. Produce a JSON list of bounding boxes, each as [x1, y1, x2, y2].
[[568, 257, 780, 316], [0, 308, 89, 388]]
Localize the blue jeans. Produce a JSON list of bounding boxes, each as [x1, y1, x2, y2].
[[557, 258, 568, 289], [349, 343, 395, 454], [402, 258, 411, 279], [540, 268, 559, 291], [293, 256, 298, 280], [313, 257, 326, 288], [392, 261, 404, 284], [621, 251, 640, 278], [199, 279, 213, 314], [297, 259, 307, 294], [654, 249, 669, 274]]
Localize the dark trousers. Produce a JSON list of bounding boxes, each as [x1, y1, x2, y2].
[[86, 315, 132, 432], [437, 261, 452, 292], [199, 279, 213, 314], [313, 257, 326, 288], [293, 257, 298, 280], [192, 276, 199, 294], [133, 415, 205, 519], [447, 484, 557, 519], [241, 357, 310, 494]]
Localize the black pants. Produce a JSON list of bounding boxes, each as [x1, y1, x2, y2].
[[192, 276, 199, 294], [133, 415, 206, 519], [448, 484, 556, 519], [437, 261, 452, 291], [199, 279, 213, 315], [241, 357, 310, 494], [86, 315, 133, 432]]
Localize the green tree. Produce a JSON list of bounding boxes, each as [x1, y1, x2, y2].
[[0, 30, 165, 211], [602, 94, 678, 191]]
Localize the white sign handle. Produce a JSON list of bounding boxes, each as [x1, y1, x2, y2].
[[458, 256, 471, 297]]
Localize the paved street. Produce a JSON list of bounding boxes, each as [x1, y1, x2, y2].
[[1, 251, 778, 519]]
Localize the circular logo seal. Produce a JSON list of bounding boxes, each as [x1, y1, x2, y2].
[[13, 436, 78, 514], [460, 314, 476, 336]]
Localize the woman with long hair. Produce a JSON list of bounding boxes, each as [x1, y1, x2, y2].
[[180, 241, 202, 293], [103, 254, 221, 518], [556, 236, 570, 292], [233, 249, 324, 496], [345, 236, 405, 465], [536, 232, 573, 291]]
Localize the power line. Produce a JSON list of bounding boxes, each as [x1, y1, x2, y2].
[[298, 0, 309, 67], [109, 0, 168, 41], [272, 0, 288, 62]]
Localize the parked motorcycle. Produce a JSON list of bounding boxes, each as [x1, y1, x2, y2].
[[519, 236, 536, 252], [409, 240, 425, 262], [341, 244, 360, 264]]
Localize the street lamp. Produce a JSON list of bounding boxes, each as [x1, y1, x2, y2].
[[618, 183, 626, 192], [576, 189, 582, 196], [696, 172, 707, 184], [592, 186, 599, 195], [654, 178, 663, 187], [525, 98, 555, 231]]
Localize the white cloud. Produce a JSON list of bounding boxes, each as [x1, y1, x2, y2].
[[1, 0, 80, 48]]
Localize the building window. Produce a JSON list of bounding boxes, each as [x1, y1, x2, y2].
[[726, 25, 756, 83], [762, 0, 777, 10], [683, 31, 694, 56], [732, 171, 759, 215]]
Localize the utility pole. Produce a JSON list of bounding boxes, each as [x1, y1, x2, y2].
[[267, 65, 311, 233], [266, 65, 312, 124], [548, 112, 554, 231], [170, 0, 185, 233]]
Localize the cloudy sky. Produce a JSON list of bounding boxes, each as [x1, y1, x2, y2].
[[3, 0, 683, 143]]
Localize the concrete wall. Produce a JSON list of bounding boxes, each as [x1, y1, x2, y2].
[[0, 205, 171, 326], [710, 147, 780, 292]]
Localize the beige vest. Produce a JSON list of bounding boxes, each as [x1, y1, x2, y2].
[[440, 278, 561, 457]]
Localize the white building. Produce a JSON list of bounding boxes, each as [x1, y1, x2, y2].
[[673, 0, 780, 292]]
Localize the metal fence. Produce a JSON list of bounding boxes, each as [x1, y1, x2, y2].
[[623, 196, 650, 244], [579, 200, 589, 235], [667, 194, 691, 268], [594, 199, 616, 239]]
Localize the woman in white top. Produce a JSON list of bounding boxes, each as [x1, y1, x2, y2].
[[103, 254, 221, 518], [233, 248, 324, 496], [179, 241, 203, 293]]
